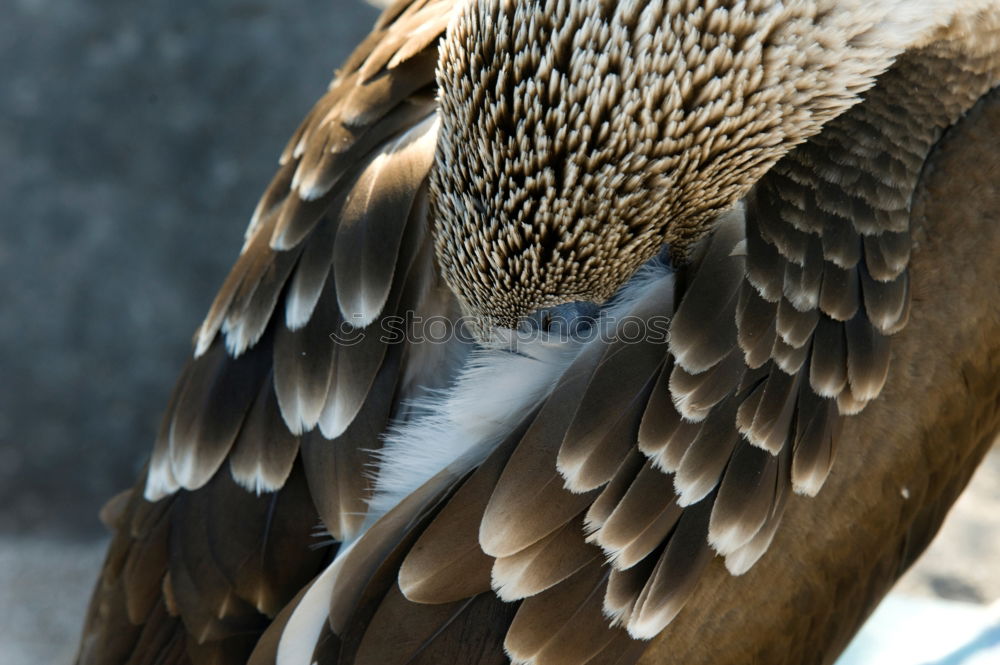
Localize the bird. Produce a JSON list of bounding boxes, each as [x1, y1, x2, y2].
[[75, 1, 1000, 664]]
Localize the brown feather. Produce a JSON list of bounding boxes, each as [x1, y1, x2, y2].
[[355, 585, 515, 665], [722, 442, 792, 575], [818, 261, 861, 322], [603, 549, 659, 627], [245, 577, 316, 665], [740, 366, 801, 454], [674, 394, 741, 505], [505, 559, 619, 665], [221, 244, 303, 351], [863, 229, 911, 281], [492, 512, 598, 601], [359, 2, 450, 81], [333, 119, 436, 324], [821, 215, 863, 268], [809, 315, 849, 398], [272, 282, 339, 435], [781, 234, 825, 311], [202, 463, 329, 618], [628, 495, 715, 638], [770, 333, 811, 375], [757, 204, 811, 265], [708, 440, 779, 556], [284, 217, 336, 331], [668, 348, 745, 422], [300, 344, 400, 542], [339, 50, 438, 128], [121, 509, 170, 624], [736, 282, 779, 369], [292, 97, 436, 207], [636, 366, 674, 452], [165, 341, 270, 493], [326, 468, 460, 634], [844, 309, 892, 403], [585, 449, 645, 534], [790, 384, 840, 495], [398, 430, 520, 604], [775, 297, 819, 348], [668, 213, 745, 374], [147, 361, 193, 498], [559, 360, 659, 492], [228, 374, 300, 494], [860, 263, 910, 334], [317, 311, 394, 440], [558, 275, 672, 487], [337, 489, 456, 664], [744, 199, 785, 304], [195, 212, 270, 357], [479, 345, 602, 558], [652, 410, 702, 475], [592, 460, 682, 569], [269, 188, 341, 254], [121, 602, 184, 665]]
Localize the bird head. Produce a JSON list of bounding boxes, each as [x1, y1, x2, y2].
[[429, 0, 951, 341]]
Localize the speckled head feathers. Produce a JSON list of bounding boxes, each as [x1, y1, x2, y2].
[[429, 0, 953, 332]]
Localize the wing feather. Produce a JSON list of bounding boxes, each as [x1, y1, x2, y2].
[[82, 3, 455, 663], [333, 117, 437, 324], [397, 431, 518, 604], [491, 513, 598, 602], [627, 496, 715, 639], [591, 460, 682, 569], [478, 348, 602, 558], [504, 559, 620, 665], [228, 374, 301, 494]]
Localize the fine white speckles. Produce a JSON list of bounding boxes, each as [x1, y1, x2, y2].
[[431, 0, 950, 328]]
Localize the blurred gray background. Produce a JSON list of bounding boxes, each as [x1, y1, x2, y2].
[[0, 1, 997, 663]]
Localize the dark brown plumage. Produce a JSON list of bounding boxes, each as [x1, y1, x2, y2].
[[77, 2, 1000, 665]]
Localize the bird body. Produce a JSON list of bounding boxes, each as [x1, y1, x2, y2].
[[78, 1, 1000, 664]]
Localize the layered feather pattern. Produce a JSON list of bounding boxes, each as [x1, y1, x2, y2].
[[78, 2, 1000, 665], [663, 39, 1000, 578], [145, 0, 450, 506]]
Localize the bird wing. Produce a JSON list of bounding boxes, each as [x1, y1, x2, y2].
[[299, 16, 1000, 665], [78, 3, 1000, 665], [78, 2, 455, 664]]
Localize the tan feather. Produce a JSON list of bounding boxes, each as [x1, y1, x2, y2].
[[398, 431, 519, 604], [228, 374, 300, 494], [491, 512, 598, 602], [333, 115, 438, 325], [479, 344, 603, 558], [504, 560, 619, 665], [627, 496, 714, 639], [590, 460, 681, 568]]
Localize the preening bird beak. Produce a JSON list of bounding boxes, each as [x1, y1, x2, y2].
[[472, 300, 601, 350], [517, 300, 601, 337]]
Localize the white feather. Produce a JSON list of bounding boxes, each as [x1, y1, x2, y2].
[[367, 261, 675, 524], [276, 550, 345, 665], [143, 456, 179, 501], [365, 333, 581, 519], [317, 391, 357, 441]]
